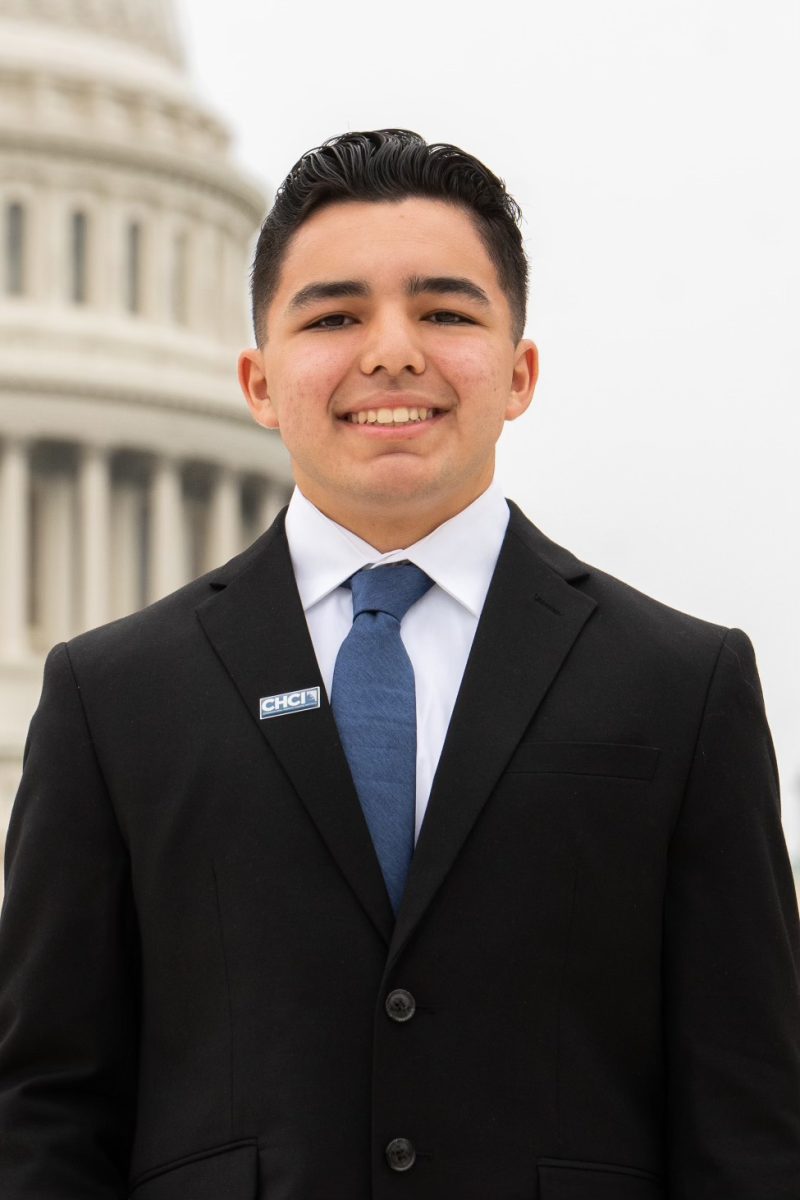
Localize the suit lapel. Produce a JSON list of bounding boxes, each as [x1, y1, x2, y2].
[[387, 505, 597, 969], [195, 516, 394, 945]]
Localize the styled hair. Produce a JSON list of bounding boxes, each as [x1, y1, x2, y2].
[[250, 128, 528, 343]]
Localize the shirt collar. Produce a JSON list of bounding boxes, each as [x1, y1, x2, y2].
[[285, 481, 510, 618]]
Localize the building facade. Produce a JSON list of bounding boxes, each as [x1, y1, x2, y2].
[[0, 0, 291, 855]]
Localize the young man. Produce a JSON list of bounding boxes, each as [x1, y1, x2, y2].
[[0, 129, 798, 1198]]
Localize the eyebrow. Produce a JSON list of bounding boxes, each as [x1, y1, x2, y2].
[[407, 275, 490, 305], [286, 274, 490, 314], [286, 280, 369, 313]]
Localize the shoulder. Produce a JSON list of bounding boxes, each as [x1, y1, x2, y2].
[[506, 501, 731, 666]]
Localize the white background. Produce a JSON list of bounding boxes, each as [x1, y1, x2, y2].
[[177, 0, 799, 856]]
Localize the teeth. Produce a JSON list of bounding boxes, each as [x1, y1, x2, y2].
[[345, 406, 438, 425]]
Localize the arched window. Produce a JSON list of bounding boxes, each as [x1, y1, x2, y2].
[[5, 201, 25, 296], [171, 230, 188, 324], [70, 210, 89, 304], [126, 220, 142, 314]]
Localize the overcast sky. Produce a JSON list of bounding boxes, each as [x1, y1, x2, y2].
[[177, 0, 800, 853]]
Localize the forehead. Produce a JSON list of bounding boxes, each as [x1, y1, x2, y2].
[[274, 197, 502, 297]]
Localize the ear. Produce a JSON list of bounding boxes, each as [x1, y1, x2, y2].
[[238, 348, 279, 430], [504, 340, 538, 422]]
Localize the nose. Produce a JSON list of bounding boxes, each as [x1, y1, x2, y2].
[[358, 311, 426, 377]]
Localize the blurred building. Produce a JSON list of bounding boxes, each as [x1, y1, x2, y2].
[[0, 0, 291, 851]]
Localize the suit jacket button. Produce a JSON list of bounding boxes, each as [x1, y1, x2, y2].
[[386, 1137, 416, 1171], [385, 988, 416, 1022]]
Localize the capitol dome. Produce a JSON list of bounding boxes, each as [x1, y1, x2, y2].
[[0, 0, 291, 847], [1, 0, 185, 67]]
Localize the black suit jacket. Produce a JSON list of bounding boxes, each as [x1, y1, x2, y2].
[[0, 503, 798, 1199]]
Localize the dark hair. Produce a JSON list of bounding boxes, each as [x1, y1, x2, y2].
[[250, 129, 528, 343]]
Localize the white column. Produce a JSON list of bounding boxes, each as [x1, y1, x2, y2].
[[224, 232, 240, 344], [0, 439, 30, 659], [29, 187, 48, 304], [38, 471, 74, 644], [40, 184, 64, 306], [208, 465, 241, 566], [149, 456, 185, 600], [258, 480, 289, 533], [187, 218, 214, 335], [145, 209, 169, 323], [110, 481, 144, 619], [185, 217, 201, 332], [220, 229, 249, 345], [104, 195, 126, 314], [89, 198, 112, 312], [79, 445, 111, 631]]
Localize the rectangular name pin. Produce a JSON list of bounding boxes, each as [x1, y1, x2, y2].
[[259, 686, 321, 720]]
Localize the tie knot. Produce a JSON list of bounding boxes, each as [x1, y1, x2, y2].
[[349, 563, 433, 623]]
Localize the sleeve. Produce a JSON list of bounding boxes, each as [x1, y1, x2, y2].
[[664, 627, 800, 1196], [0, 643, 139, 1198]]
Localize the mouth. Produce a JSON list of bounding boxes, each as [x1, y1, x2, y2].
[[339, 405, 443, 426]]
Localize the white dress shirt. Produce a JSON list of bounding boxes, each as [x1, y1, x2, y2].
[[284, 481, 510, 839]]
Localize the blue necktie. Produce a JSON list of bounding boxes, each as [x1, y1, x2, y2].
[[331, 563, 433, 913]]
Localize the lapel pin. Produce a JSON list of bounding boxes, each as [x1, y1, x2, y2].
[[260, 686, 321, 720]]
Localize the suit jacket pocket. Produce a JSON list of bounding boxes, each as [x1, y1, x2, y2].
[[506, 741, 660, 781], [538, 1159, 664, 1198], [128, 1141, 258, 1199]]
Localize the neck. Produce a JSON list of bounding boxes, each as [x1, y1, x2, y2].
[[296, 482, 492, 552]]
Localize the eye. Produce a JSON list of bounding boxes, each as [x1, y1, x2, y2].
[[426, 310, 475, 325], [306, 313, 355, 330]]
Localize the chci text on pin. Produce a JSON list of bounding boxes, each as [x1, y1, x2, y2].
[[259, 687, 321, 719]]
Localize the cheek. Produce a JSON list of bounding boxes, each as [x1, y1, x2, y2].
[[270, 347, 349, 430], [435, 343, 507, 398], [293, 342, 350, 393]]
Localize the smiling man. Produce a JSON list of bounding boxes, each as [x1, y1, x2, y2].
[[0, 129, 798, 1199]]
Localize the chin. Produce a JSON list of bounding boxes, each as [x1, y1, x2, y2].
[[354, 470, 442, 508]]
